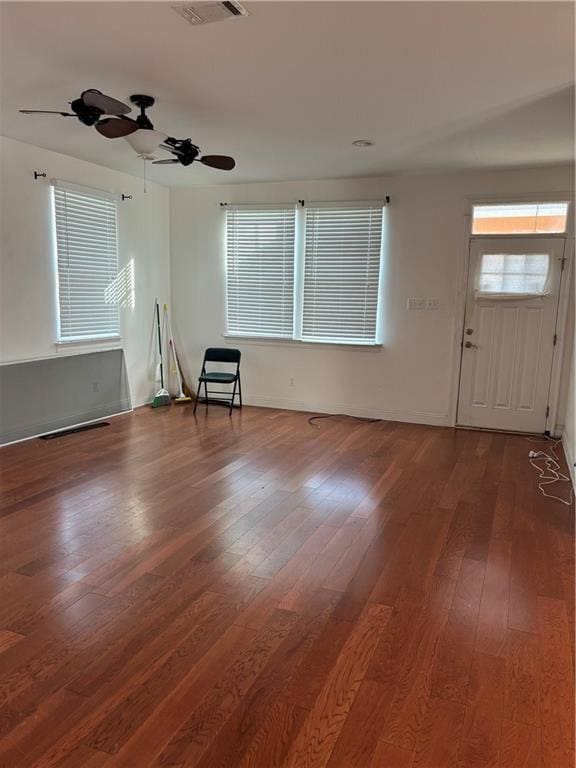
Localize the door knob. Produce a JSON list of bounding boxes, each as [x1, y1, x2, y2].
[[465, 328, 474, 335], [464, 341, 478, 349]]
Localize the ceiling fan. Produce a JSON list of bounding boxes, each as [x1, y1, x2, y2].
[[19, 90, 236, 171]]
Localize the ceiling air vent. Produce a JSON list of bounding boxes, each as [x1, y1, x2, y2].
[[172, 1, 249, 26]]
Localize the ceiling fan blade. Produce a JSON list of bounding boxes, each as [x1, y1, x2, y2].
[[82, 89, 131, 116], [19, 110, 75, 116], [152, 159, 179, 165], [200, 155, 236, 171], [95, 117, 139, 139]]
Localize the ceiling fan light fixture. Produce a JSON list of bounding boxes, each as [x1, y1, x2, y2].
[[124, 128, 167, 158]]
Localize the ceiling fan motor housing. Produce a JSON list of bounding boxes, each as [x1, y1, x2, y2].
[[164, 137, 200, 166], [180, 144, 200, 165], [70, 98, 103, 126]]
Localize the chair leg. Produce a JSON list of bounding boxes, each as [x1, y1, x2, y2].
[[238, 374, 243, 408], [229, 379, 237, 415], [193, 382, 199, 414], [204, 380, 209, 406]]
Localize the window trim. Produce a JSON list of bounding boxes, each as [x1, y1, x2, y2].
[[55, 335, 122, 347], [222, 333, 382, 351], [224, 199, 387, 347]]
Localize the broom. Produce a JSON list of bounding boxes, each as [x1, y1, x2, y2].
[[151, 300, 171, 408], [164, 304, 193, 403], [169, 339, 193, 403]]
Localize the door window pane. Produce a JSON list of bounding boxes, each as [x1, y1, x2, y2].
[[478, 253, 550, 295]]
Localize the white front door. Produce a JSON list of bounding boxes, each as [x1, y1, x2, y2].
[[457, 236, 565, 433]]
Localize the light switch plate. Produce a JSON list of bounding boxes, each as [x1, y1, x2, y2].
[[407, 297, 426, 310]]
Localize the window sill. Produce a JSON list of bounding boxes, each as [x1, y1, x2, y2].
[[470, 233, 567, 239], [55, 336, 123, 353], [222, 334, 383, 351]]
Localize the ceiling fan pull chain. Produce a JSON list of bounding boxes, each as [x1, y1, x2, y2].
[[143, 157, 147, 194]]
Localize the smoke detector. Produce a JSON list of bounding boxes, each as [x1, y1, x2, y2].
[[172, 1, 249, 25]]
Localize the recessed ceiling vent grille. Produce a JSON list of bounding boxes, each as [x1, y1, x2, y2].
[[172, 1, 249, 26]]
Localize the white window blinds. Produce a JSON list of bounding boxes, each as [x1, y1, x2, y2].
[[226, 205, 296, 338], [301, 203, 383, 343], [53, 183, 120, 342]]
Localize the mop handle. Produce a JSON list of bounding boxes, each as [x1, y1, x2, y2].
[[155, 301, 164, 388]]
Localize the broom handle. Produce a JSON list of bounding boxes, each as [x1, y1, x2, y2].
[[156, 301, 164, 388], [164, 305, 185, 397]]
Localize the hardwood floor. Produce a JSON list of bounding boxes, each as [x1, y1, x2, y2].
[[0, 405, 573, 767]]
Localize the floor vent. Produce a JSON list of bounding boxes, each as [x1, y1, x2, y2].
[[39, 421, 110, 440], [172, 1, 249, 26]]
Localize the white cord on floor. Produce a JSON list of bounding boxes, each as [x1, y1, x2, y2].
[[527, 438, 574, 506]]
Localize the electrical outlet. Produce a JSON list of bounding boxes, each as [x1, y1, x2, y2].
[[407, 297, 426, 310], [426, 298, 440, 310]]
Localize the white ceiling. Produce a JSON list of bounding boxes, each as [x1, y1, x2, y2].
[[0, 1, 574, 186]]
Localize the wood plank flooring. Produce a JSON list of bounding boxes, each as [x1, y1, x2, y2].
[[0, 405, 573, 767]]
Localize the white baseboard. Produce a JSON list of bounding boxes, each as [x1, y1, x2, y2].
[[561, 429, 575, 487], [243, 394, 450, 427]]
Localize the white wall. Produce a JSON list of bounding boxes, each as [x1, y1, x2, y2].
[[563, 353, 575, 481], [561, 275, 575, 480], [170, 166, 574, 425], [1, 140, 571, 429], [0, 136, 170, 407]]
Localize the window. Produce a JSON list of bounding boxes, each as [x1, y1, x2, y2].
[[226, 205, 296, 338], [53, 182, 120, 342], [302, 204, 383, 343], [472, 202, 569, 235], [477, 253, 550, 296], [225, 201, 385, 345]]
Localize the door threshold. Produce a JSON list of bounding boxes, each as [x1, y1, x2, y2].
[[454, 424, 548, 438]]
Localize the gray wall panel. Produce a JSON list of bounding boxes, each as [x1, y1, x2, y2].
[[0, 349, 131, 445]]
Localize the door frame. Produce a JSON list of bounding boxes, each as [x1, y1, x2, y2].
[[448, 191, 574, 436]]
